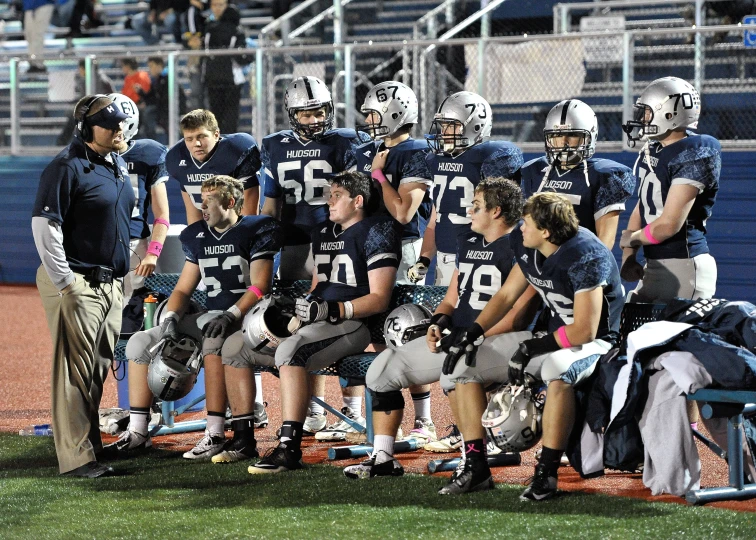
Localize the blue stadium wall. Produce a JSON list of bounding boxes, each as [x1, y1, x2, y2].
[[2, 151, 755, 303]]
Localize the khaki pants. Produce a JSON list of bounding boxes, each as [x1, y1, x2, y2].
[[37, 266, 123, 474]]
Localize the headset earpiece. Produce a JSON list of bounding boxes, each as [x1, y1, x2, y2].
[[78, 94, 108, 143]]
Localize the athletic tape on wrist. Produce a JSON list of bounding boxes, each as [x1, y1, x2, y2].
[[226, 305, 242, 320], [343, 300, 354, 320]]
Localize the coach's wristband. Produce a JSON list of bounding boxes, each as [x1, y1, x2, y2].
[[371, 169, 388, 184], [147, 241, 163, 256], [643, 224, 661, 245], [247, 285, 263, 299], [153, 218, 170, 228]]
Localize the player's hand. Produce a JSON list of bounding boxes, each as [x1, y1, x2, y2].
[[620, 249, 645, 282], [620, 229, 639, 250], [508, 343, 531, 386], [295, 294, 339, 324], [427, 313, 452, 353], [158, 315, 180, 343], [134, 253, 158, 277], [441, 323, 484, 375], [371, 149, 389, 173], [408, 256, 430, 283], [202, 311, 236, 339]]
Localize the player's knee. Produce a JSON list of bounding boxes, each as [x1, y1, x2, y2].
[[221, 331, 247, 368], [364, 349, 394, 391], [369, 389, 404, 412], [126, 329, 157, 365]]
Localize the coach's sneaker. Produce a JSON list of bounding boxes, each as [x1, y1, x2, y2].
[[212, 437, 259, 464], [439, 460, 494, 495], [103, 429, 152, 456], [303, 410, 327, 435], [343, 450, 404, 480], [405, 417, 437, 445], [520, 463, 558, 502], [254, 402, 269, 429], [248, 442, 303, 474], [315, 407, 365, 441], [183, 430, 225, 461], [424, 424, 462, 453]]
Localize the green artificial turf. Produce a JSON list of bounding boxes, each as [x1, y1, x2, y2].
[[1, 434, 754, 539]]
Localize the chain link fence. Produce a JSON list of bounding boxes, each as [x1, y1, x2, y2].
[[1, 23, 756, 153]]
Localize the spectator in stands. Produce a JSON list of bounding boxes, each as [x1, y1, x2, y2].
[[22, 0, 55, 74], [271, 0, 293, 19], [66, 0, 103, 38], [131, 0, 183, 45], [56, 59, 115, 145], [201, 0, 249, 133], [136, 56, 188, 139], [120, 58, 151, 106], [182, 1, 206, 111]]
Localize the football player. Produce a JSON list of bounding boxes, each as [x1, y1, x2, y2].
[[107, 93, 170, 309], [521, 99, 635, 249], [165, 109, 261, 223], [408, 91, 523, 286], [354, 81, 436, 445], [440, 192, 623, 499], [105, 175, 281, 460], [620, 76, 721, 302], [247, 171, 402, 474], [259, 76, 371, 436], [343, 178, 533, 480]]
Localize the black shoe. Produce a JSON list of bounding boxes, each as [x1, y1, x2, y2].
[[248, 443, 303, 474], [63, 461, 115, 478], [101, 430, 152, 459], [65, 29, 84, 38], [343, 451, 404, 479], [27, 65, 47, 74], [438, 460, 494, 495], [212, 437, 259, 464], [520, 462, 558, 502]]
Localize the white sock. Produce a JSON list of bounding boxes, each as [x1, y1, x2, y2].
[[373, 434, 395, 463], [206, 415, 225, 436], [255, 372, 264, 404], [309, 397, 325, 416], [129, 410, 149, 435], [411, 391, 431, 420], [343, 396, 362, 416]]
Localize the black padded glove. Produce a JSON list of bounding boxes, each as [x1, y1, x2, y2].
[[508, 333, 560, 385], [202, 311, 237, 339], [441, 323, 485, 375]]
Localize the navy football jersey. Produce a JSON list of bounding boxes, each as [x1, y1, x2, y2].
[[426, 141, 523, 253], [180, 215, 282, 311], [261, 128, 371, 244], [120, 139, 168, 239], [510, 227, 623, 341], [166, 133, 260, 210], [356, 137, 433, 240], [452, 231, 516, 327], [310, 216, 402, 303], [634, 132, 721, 260], [521, 157, 635, 235]]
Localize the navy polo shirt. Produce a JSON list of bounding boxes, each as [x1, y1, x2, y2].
[[32, 137, 135, 278]]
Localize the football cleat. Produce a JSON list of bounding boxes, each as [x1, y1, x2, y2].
[[303, 411, 327, 435], [423, 425, 462, 453], [211, 437, 259, 464], [343, 451, 404, 480], [248, 443, 303, 474], [182, 430, 225, 461], [449, 456, 466, 483], [103, 429, 152, 455], [254, 402, 269, 429], [404, 417, 437, 445], [520, 463, 558, 502], [486, 439, 502, 456], [438, 460, 494, 495], [315, 407, 365, 442]]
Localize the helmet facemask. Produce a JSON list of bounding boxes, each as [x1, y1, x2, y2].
[[288, 104, 334, 141], [544, 128, 594, 167], [426, 117, 470, 156], [622, 102, 657, 144], [356, 109, 389, 140]]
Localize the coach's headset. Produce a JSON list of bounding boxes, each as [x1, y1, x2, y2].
[[77, 94, 130, 143]]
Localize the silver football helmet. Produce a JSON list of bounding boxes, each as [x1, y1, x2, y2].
[[107, 92, 139, 142], [383, 304, 432, 349], [147, 335, 203, 401], [543, 99, 598, 166], [153, 298, 203, 328], [242, 295, 301, 355], [426, 91, 492, 155], [622, 76, 701, 145], [284, 76, 334, 140], [358, 81, 419, 140], [482, 384, 545, 453]]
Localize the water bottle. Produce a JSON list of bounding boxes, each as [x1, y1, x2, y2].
[[19, 424, 53, 436], [143, 293, 157, 330]]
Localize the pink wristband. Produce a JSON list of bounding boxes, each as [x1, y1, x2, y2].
[[147, 241, 163, 256], [371, 169, 388, 184], [247, 285, 263, 299], [557, 326, 573, 349], [153, 218, 170, 228], [643, 224, 661, 245]]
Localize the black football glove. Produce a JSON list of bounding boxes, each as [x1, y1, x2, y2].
[[158, 315, 180, 343], [441, 323, 485, 375], [295, 294, 340, 324], [202, 311, 237, 339], [508, 333, 560, 385]]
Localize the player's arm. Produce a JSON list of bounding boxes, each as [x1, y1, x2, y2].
[[343, 266, 397, 319], [261, 195, 281, 220], [181, 191, 203, 224], [621, 184, 698, 248], [408, 205, 438, 283], [371, 150, 428, 225], [165, 260, 202, 316], [473, 264, 530, 332], [235, 144, 262, 217], [594, 210, 621, 250], [427, 268, 459, 352], [557, 286, 604, 346], [619, 203, 644, 282], [242, 187, 259, 216], [486, 284, 540, 336], [135, 182, 170, 277], [231, 258, 273, 316]]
